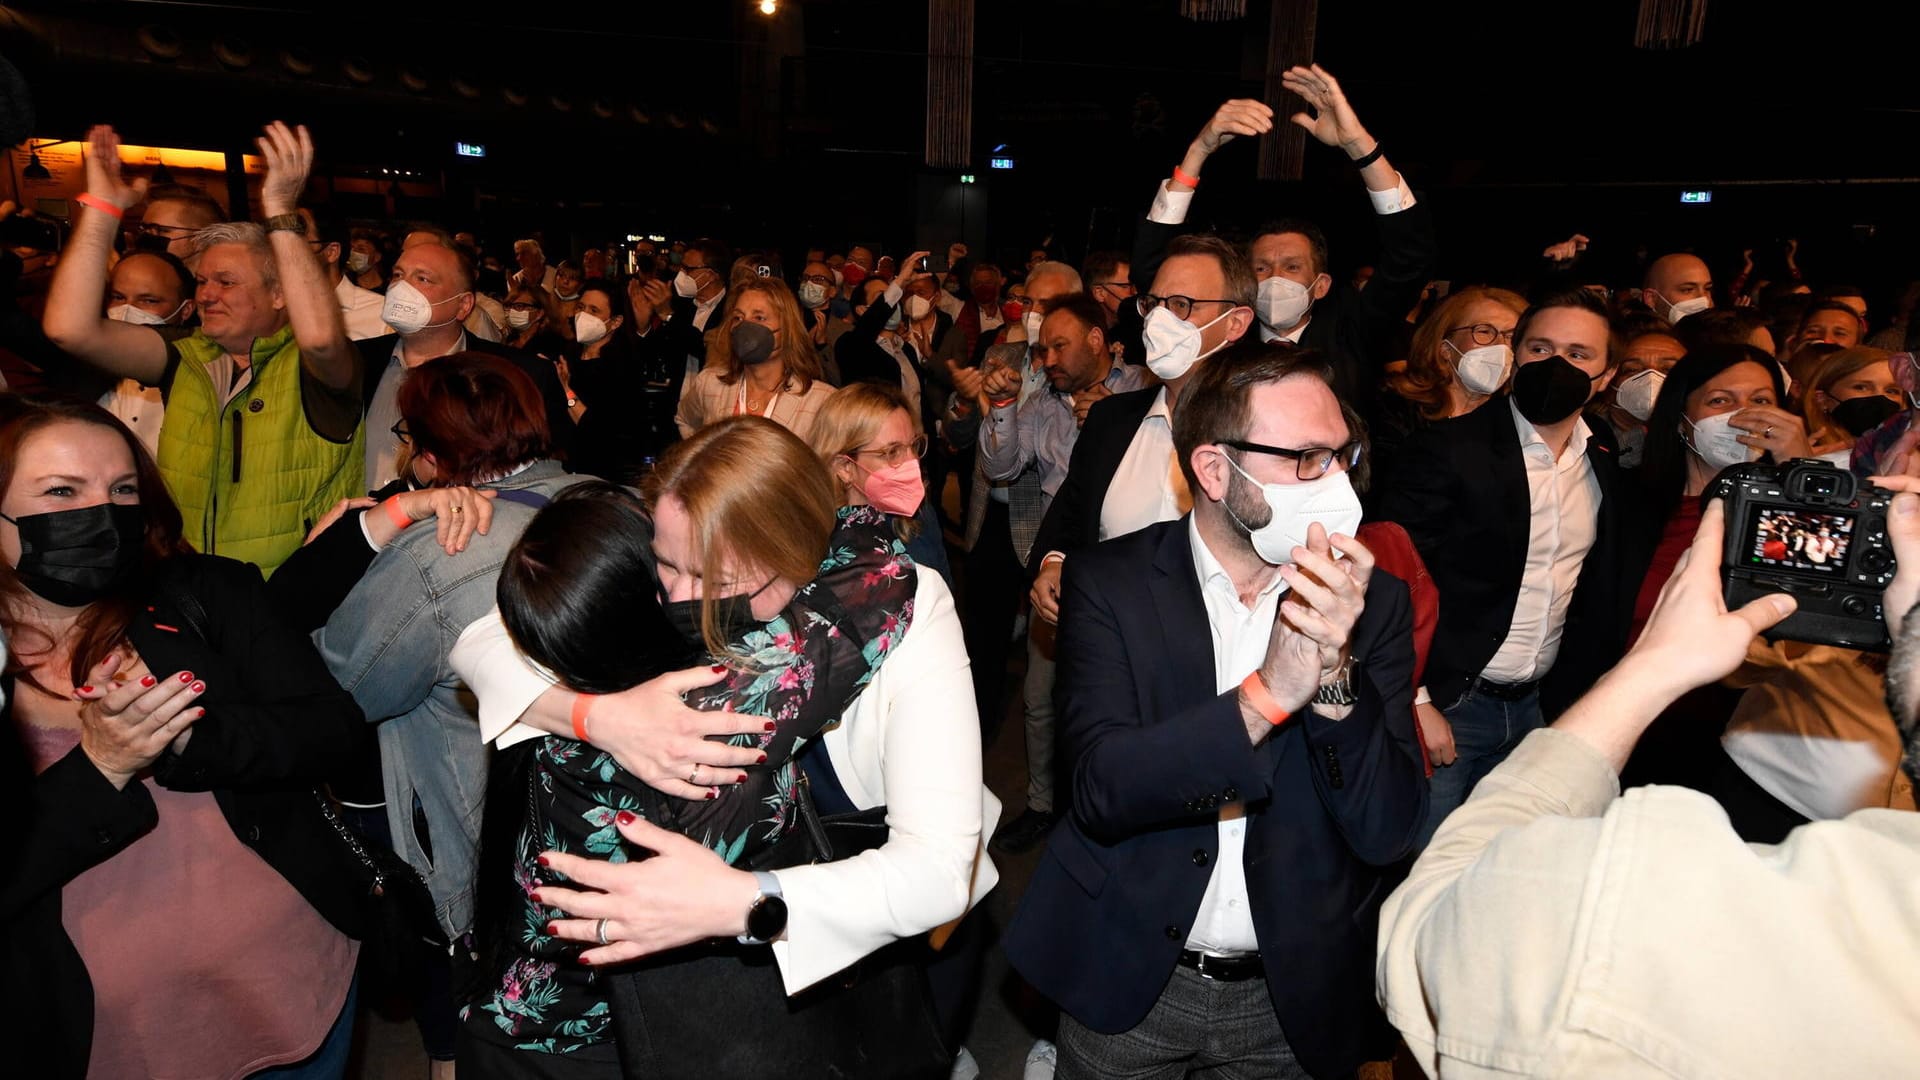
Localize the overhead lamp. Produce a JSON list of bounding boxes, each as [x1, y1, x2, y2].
[[22, 148, 50, 180], [758, 0, 777, 14]]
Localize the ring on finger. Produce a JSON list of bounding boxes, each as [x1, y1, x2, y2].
[[687, 767, 699, 786], [452, 505, 464, 515], [595, 918, 610, 946], [1765, 425, 1774, 438]]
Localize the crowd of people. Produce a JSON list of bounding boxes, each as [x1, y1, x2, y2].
[[4, 59, 1919, 1080]]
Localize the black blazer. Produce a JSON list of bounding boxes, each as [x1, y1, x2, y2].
[[355, 333, 574, 464], [1002, 520, 1426, 1078], [1365, 396, 1629, 716], [1, 555, 371, 1078], [1025, 386, 1160, 575]]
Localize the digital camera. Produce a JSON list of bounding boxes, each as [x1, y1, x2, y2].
[[1709, 459, 1897, 651]]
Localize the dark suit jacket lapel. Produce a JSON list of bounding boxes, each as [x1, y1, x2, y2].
[[1145, 520, 1217, 718], [1081, 390, 1161, 549], [1485, 398, 1533, 586]]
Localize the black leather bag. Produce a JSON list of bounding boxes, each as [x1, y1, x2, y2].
[[607, 777, 950, 1080]]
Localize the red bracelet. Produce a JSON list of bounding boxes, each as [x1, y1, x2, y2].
[[1240, 671, 1292, 728], [1172, 165, 1202, 189], [382, 496, 412, 531], [75, 193, 125, 220], [988, 396, 1018, 410], [570, 693, 598, 742]]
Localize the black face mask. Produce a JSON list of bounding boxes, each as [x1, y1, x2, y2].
[[731, 321, 777, 366], [1511, 355, 1598, 425], [659, 579, 775, 650], [2, 502, 146, 607], [131, 232, 173, 255], [1830, 395, 1902, 439]]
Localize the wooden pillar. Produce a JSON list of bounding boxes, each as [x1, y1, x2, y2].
[[1259, 0, 1318, 182], [926, 0, 974, 169]]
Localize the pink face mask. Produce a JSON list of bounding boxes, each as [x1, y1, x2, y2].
[[851, 457, 925, 517]]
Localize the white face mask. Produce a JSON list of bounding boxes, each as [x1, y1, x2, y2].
[[556, 290, 581, 302], [347, 250, 371, 274], [673, 269, 701, 298], [1256, 275, 1313, 332], [574, 311, 610, 346], [505, 309, 534, 330], [1615, 368, 1666, 422], [381, 279, 466, 336], [1220, 454, 1364, 566], [1446, 340, 1512, 396], [798, 281, 829, 309], [1143, 304, 1234, 381], [906, 295, 932, 321], [107, 299, 186, 326], [1023, 309, 1044, 342], [1657, 291, 1711, 323], [1684, 411, 1760, 471]]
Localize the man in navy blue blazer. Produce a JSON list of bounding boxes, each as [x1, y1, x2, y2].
[[1005, 344, 1427, 1079]]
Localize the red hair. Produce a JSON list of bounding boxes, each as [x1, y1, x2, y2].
[[396, 351, 554, 485], [0, 396, 194, 692]]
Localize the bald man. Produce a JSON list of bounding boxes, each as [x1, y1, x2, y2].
[[1642, 253, 1714, 325]]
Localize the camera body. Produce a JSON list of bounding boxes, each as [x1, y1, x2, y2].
[[1711, 458, 1897, 651]]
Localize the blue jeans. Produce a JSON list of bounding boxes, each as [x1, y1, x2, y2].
[[1416, 684, 1544, 849], [251, 977, 357, 1080]]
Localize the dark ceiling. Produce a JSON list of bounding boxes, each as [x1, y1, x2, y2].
[[5, 0, 1917, 286]]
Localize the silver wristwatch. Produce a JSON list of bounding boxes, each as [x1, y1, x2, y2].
[[1313, 657, 1358, 707]]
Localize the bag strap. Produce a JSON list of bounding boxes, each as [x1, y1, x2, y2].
[[491, 488, 551, 511]]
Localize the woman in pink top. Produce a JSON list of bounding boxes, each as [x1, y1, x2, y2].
[[0, 398, 370, 1079]]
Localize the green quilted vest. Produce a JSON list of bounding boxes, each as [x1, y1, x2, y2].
[[157, 325, 365, 577]]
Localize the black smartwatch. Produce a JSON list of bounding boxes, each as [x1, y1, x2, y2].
[[738, 870, 787, 946]]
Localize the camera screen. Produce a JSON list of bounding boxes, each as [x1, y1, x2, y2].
[[1747, 507, 1855, 574]]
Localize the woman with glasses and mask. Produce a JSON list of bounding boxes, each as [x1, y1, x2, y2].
[[1379, 287, 1527, 460], [501, 282, 567, 359], [808, 381, 952, 586], [675, 278, 837, 442], [1, 397, 370, 1079], [448, 416, 993, 1077]]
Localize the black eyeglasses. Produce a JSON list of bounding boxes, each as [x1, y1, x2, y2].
[[1136, 294, 1237, 322], [1446, 323, 1516, 347], [391, 420, 411, 446], [1222, 438, 1364, 481], [132, 221, 197, 237]]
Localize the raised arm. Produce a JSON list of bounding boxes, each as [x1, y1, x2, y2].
[[41, 125, 169, 385], [256, 122, 356, 392]]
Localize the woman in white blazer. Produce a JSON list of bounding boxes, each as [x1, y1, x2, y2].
[[447, 418, 997, 1075]]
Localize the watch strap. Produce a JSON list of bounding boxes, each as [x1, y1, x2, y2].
[[263, 212, 307, 234]]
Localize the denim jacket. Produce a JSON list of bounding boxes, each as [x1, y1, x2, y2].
[[315, 459, 582, 937]]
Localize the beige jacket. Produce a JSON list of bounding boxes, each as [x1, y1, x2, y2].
[[1377, 728, 1920, 1078]]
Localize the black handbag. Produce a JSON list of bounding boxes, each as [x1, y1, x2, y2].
[[158, 577, 448, 975], [607, 775, 951, 1080]]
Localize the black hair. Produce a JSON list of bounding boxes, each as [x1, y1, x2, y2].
[[1512, 288, 1621, 367], [302, 204, 352, 255], [1640, 344, 1787, 523], [1675, 307, 1772, 354], [496, 483, 694, 694], [1251, 218, 1330, 279]]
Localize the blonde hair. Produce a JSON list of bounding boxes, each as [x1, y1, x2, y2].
[[806, 382, 924, 541], [1802, 345, 1894, 445], [710, 278, 822, 394], [642, 416, 840, 657], [1387, 286, 1529, 420]]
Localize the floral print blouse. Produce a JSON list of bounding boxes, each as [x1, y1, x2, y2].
[[465, 507, 917, 1054]]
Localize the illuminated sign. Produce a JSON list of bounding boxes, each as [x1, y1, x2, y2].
[[1680, 190, 1712, 204], [456, 142, 487, 158]]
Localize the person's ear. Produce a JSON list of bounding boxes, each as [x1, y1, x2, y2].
[[1191, 444, 1234, 504], [1311, 272, 1332, 302], [322, 241, 342, 268], [1225, 305, 1257, 342], [1086, 325, 1105, 356], [1815, 389, 1839, 414]]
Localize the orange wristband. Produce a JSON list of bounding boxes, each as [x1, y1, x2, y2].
[[75, 193, 125, 220], [570, 693, 597, 742], [1172, 165, 1202, 189], [382, 495, 413, 531], [1240, 671, 1291, 727]]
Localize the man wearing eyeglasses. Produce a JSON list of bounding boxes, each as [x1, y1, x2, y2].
[[1006, 343, 1425, 1080], [1368, 288, 1629, 848], [125, 184, 226, 267]]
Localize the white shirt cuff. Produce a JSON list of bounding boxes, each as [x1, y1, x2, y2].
[[357, 509, 381, 551], [1367, 173, 1417, 215], [1041, 551, 1066, 567], [883, 280, 905, 307], [1148, 182, 1194, 225], [1414, 685, 1432, 707]]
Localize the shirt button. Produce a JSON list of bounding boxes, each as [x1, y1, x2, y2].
[[1223, 786, 1239, 802], [1164, 924, 1182, 940], [1191, 849, 1210, 867]]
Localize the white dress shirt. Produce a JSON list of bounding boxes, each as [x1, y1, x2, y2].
[[334, 276, 391, 341], [1481, 401, 1602, 684], [446, 571, 1001, 994], [1100, 385, 1187, 541], [99, 380, 165, 457], [366, 332, 468, 491], [1185, 517, 1288, 955]]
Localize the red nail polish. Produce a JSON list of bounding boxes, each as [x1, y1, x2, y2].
[[536, 855, 550, 867], [545, 922, 559, 936], [190, 681, 205, 694], [80, 685, 96, 695], [140, 675, 157, 688], [705, 788, 718, 800], [756, 753, 768, 764], [580, 955, 596, 966], [736, 773, 748, 784], [764, 721, 777, 732], [178, 671, 194, 683], [615, 810, 636, 826], [711, 664, 727, 673]]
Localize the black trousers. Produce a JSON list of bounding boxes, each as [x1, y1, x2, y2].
[[1703, 744, 1812, 844], [963, 498, 1022, 744]]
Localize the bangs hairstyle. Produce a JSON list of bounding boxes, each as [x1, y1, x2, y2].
[[1390, 286, 1529, 420], [806, 381, 924, 541], [0, 397, 193, 693], [710, 278, 821, 394], [397, 351, 553, 485], [642, 416, 840, 658], [1171, 341, 1370, 494], [497, 483, 693, 695], [1640, 344, 1787, 521], [1511, 288, 1622, 368], [1802, 346, 1895, 441]]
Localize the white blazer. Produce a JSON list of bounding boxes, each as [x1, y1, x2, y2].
[[449, 569, 999, 994]]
